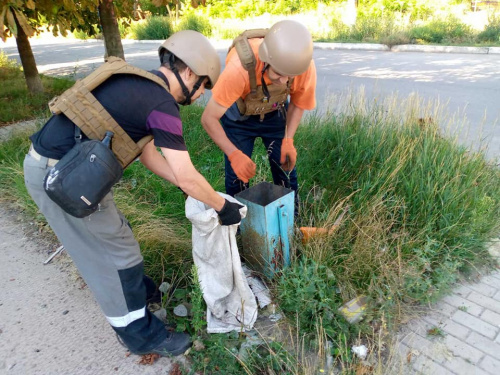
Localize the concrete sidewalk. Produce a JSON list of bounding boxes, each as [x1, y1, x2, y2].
[[393, 241, 500, 375], [0, 205, 185, 374]]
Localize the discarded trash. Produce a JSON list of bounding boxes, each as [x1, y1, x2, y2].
[[242, 265, 272, 308], [352, 345, 368, 360], [269, 312, 282, 322], [192, 340, 205, 351], [299, 205, 349, 243], [43, 245, 65, 265], [338, 295, 367, 323], [158, 282, 171, 294], [299, 226, 335, 242], [325, 341, 334, 372], [173, 304, 188, 317], [238, 335, 265, 362]]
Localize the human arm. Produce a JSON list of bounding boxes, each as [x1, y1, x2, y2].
[[284, 102, 305, 139], [200, 97, 236, 156], [280, 102, 305, 171], [140, 140, 225, 210], [142, 144, 243, 224], [139, 140, 178, 184], [201, 97, 256, 182]]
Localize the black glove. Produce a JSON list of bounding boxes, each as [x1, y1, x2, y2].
[[216, 199, 243, 226]]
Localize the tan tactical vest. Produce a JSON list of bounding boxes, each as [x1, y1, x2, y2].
[[229, 30, 292, 120], [48, 57, 170, 168]]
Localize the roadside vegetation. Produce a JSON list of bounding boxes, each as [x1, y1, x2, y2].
[[1, 52, 499, 373], [0, 52, 73, 125], [107, 0, 500, 46]]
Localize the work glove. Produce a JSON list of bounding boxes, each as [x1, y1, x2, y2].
[[216, 199, 244, 226], [228, 150, 256, 183], [280, 138, 297, 171]]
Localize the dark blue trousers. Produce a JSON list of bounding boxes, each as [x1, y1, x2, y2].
[[221, 109, 299, 213]]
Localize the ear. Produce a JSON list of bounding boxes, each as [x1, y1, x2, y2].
[[182, 66, 194, 80]]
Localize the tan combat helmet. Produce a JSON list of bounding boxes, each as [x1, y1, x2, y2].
[[158, 30, 220, 89], [258, 20, 313, 77]]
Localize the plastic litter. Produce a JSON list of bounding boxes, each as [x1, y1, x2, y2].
[[173, 304, 188, 317], [352, 345, 368, 360], [338, 295, 367, 324], [158, 282, 171, 294], [43, 245, 65, 265]]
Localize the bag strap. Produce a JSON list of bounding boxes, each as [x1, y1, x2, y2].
[[229, 29, 268, 94]]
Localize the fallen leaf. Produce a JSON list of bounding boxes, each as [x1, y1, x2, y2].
[[169, 363, 182, 375], [137, 353, 160, 365], [406, 350, 412, 363]]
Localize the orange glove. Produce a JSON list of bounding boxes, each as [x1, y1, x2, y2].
[[280, 138, 297, 171], [228, 150, 256, 183]]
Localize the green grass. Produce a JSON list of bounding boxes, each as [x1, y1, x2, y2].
[[1, 63, 500, 373], [0, 53, 74, 125]]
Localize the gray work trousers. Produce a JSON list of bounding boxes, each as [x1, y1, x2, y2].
[[23, 152, 166, 353]]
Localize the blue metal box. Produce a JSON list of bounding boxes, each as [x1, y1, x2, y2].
[[235, 182, 294, 278]]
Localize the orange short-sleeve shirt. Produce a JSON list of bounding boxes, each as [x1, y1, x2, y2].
[[211, 38, 317, 111]]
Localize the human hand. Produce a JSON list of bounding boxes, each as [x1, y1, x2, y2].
[[280, 138, 297, 171], [228, 150, 256, 183], [216, 199, 244, 226]]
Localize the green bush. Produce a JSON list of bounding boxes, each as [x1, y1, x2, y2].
[[130, 16, 173, 40], [477, 16, 500, 43], [360, 0, 433, 21], [277, 258, 350, 337], [326, 16, 351, 41], [202, 0, 319, 19], [409, 17, 474, 44], [176, 13, 212, 36], [350, 13, 399, 42], [0, 51, 18, 69]]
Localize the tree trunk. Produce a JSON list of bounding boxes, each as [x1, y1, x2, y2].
[[14, 16, 43, 95], [98, 0, 124, 60]]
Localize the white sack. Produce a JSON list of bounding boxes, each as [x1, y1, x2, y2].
[[186, 193, 258, 333]]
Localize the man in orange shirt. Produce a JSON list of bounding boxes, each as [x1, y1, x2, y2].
[[201, 20, 317, 214]]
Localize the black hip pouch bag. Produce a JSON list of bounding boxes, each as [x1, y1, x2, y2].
[[43, 127, 123, 218]]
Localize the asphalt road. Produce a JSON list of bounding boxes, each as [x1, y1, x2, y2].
[[1, 38, 499, 160]]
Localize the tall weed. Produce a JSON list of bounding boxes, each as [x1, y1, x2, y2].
[[477, 14, 500, 42], [409, 16, 475, 44], [176, 13, 212, 36], [296, 90, 500, 314], [130, 16, 173, 40]]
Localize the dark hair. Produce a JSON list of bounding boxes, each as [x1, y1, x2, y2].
[[160, 51, 188, 72]]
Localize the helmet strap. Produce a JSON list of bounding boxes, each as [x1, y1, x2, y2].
[[261, 64, 271, 100], [168, 54, 194, 105]]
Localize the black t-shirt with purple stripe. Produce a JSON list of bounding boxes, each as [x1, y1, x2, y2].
[[30, 70, 185, 160]]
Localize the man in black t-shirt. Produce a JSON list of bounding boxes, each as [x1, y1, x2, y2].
[[24, 31, 241, 358]]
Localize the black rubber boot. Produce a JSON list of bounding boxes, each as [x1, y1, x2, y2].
[[143, 275, 162, 305], [134, 330, 192, 357]]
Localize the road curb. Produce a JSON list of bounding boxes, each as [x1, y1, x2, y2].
[[4, 37, 498, 55], [391, 44, 490, 54], [313, 42, 390, 51]]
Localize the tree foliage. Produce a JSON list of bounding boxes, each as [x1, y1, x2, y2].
[[0, 0, 135, 93]]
